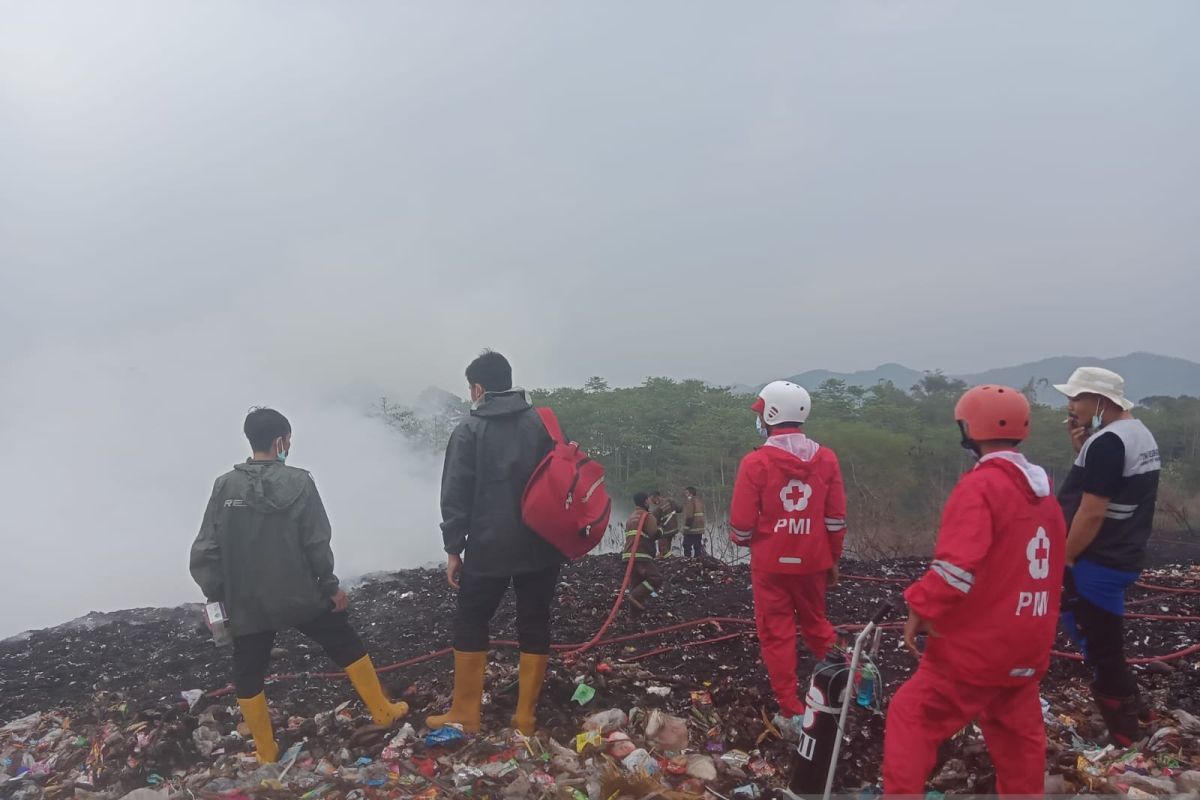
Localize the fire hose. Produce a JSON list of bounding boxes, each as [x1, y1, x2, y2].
[[205, 564, 1199, 698], [1134, 581, 1200, 594], [843, 572, 1200, 596], [557, 510, 649, 660]]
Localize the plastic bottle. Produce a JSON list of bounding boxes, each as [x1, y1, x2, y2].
[[856, 663, 878, 707], [205, 602, 233, 647]]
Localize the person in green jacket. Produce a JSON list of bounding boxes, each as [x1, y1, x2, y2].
[[190, 408, 408, 764]]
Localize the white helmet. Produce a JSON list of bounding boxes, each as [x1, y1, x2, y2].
[[752, 380, 812, 425]]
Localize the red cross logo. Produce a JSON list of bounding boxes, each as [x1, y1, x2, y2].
[[779, 479, 812, 512], [1026, 527, 1050, 580]]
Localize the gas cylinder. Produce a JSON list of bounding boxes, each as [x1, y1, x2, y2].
[[788, 651, 849, 795]]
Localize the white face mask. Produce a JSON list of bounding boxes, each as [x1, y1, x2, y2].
[[755, 416, 769, 439], [1090, 399, 1105, 432]]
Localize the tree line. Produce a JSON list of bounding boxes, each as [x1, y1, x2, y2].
[[373, 374, 1200, 556]]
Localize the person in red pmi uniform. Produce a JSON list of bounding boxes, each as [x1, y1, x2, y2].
[[729, 380, 847, 719], [883, 385, 1067, 796]]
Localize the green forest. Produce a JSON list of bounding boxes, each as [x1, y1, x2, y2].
[[377, 375, 1200, 557]]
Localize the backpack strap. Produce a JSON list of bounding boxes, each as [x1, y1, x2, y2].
[[535, 407, 565, 444]]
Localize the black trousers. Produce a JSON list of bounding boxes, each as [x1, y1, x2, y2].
[[453, 564, 561, 654], [233, 609, 366, 698], [1062, 572, 1138, 698], [683, 533, 705, 558]]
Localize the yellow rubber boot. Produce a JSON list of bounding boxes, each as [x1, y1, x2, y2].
[[511, 653, 550, 736], [425, 650, 486, 733], [344, 655, 410, 726], [237, 692, 280, 764]]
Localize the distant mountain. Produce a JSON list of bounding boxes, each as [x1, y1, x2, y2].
[[962, 352, 1200, 405], [736, 353, 1200, 406]]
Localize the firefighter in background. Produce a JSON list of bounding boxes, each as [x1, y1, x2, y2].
[[729, 381, 847, 720], [682, 486, 706, 558], [623, 492, 663, 613], [651, 490, 683, 558], [883, 386, 1066, 796]]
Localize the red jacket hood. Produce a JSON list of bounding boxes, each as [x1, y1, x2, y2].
[[761, 433, 822, 470], [976, 451, 1052, 500]]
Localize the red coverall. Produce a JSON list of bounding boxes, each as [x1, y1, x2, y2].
[[883, 451, 1067, 796], [729, 432, 847, 717]]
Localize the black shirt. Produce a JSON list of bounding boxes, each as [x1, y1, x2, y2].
[[1057, 419, 1161, 571]]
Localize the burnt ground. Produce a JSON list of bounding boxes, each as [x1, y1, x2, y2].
[[1, 532, 1197, 797]]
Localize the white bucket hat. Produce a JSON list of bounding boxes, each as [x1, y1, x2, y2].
[[1053, 366, 1135, 410]]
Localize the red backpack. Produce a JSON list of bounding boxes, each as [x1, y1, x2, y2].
[[521, 407, 612, 560]]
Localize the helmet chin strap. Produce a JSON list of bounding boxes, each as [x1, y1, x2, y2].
[[957, 421, 981, 459]]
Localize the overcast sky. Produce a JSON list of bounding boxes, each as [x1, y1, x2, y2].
[[1, 2, 1196, 634]]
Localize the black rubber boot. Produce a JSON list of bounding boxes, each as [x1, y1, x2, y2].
[[1132, 692, 1155, 724], [1093, 688, 1140, 747]]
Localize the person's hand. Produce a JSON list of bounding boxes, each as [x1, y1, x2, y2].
[[1066, 417, 1088, 454], [903, 608, 939, 660], [446, 553, 463, 590], [827, 563, 839, 587], [331, 590, 349, 613]]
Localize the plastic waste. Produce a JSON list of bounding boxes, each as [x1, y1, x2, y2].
[[530, 770, 556, 789], [453, 766, 484, 787], [191, 724, 221, 757], [685, 754, 717, 781], [582, 709, 627, 733], [424, 726, 466, 746], [606, 731, 636, 759], [503, 774, 533, 798], [622, 748, 659, 775], [571, 683, 596, 706], [574, 730, 602, 753], [645, 709, 689, 751]]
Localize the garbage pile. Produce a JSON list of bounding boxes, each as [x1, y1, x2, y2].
[[2, 546, 1197, 799]]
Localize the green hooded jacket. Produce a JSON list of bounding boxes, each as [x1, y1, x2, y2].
[[190, 461, 339, 637]]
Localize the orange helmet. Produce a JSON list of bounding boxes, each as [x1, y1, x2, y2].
[[954, 385, 1031, 443]]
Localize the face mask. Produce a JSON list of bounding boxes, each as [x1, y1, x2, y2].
[[1090, 399, 1104, 432], [755, 416, 769, 439], [275, 438, 288, 464]]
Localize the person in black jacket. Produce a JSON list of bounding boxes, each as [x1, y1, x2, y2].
[[1055, 367, 1161, 745], [427, 351, 562, 736]]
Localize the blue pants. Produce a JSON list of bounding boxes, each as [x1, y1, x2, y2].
[[1061, 562, 1139, 697]]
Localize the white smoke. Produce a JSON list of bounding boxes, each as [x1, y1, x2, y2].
[[0, 269, 525, 638]]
